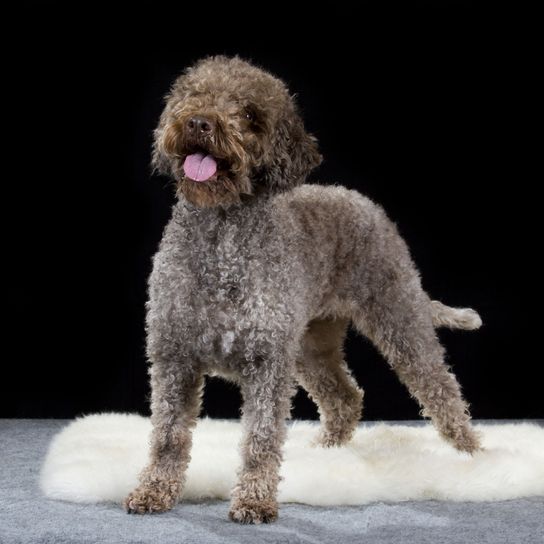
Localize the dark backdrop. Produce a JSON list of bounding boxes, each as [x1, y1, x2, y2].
[[4, 2, 539, 420]]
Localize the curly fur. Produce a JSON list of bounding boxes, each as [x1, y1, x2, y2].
[[124, 56, 482, 524]]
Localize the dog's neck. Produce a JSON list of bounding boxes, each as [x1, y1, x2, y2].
[[177, 192, 273, 223]]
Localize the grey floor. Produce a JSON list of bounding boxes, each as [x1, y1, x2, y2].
[[1, 419, 543, 544]]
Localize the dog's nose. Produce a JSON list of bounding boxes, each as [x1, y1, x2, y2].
[[186, 116, 215, 136]]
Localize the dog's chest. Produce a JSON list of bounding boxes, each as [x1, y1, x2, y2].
[[189, 209, 272, 303], [161, 203, 298, 362]]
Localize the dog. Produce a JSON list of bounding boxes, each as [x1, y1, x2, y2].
[[124, 55, 482, 524]]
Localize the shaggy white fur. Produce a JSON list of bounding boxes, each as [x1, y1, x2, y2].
[[40, 414, 544, 506]]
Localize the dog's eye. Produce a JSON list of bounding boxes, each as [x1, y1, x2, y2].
[[243, 107, 264, 133]]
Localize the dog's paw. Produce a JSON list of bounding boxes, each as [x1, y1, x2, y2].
[[124, 482, 179, 514], [450, 425, 484, 455], [311, 428, 353, 448], [228, 498, 278, 524]]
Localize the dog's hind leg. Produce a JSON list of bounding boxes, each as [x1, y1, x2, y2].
[[352, 282, 482, 454], [295, 317, 363, 447]]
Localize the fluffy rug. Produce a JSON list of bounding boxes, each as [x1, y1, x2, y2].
[[40, 414, 544, 506]]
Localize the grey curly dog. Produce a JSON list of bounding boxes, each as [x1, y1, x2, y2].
[[124, 56, 483, 524]]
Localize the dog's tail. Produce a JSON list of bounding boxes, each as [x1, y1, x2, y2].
[[430, 300, 482, 330]]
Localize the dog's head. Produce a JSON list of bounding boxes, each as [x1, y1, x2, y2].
[[152, 56, 322, 208]]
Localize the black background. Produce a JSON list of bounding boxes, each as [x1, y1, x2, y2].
[[4, 2, 539, 420]]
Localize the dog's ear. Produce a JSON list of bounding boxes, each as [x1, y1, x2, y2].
[[151, 72, 192, 178], [151, 99, 177, 178], [260, 109, 322, 191]]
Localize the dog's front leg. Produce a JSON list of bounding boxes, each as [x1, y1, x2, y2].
[[124, 362, 204, 514], [229, 356, 296, 524]]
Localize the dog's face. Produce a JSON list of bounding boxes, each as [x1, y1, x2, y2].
[[152, 56, 322, 208]]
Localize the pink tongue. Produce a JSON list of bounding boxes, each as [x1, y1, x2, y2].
[[183, 153, 217, 182]]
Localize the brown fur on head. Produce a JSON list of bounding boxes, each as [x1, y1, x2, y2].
[[152, 56, 322, 208]]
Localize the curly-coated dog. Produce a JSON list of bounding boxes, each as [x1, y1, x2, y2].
[[124, 56, 483, 524]]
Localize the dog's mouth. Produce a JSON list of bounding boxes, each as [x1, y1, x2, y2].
[[181, 145, 232, 183], [183, 151, 218, 183]]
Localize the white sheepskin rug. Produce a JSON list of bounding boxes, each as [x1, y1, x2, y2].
[[40, 414, 544, 505]]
